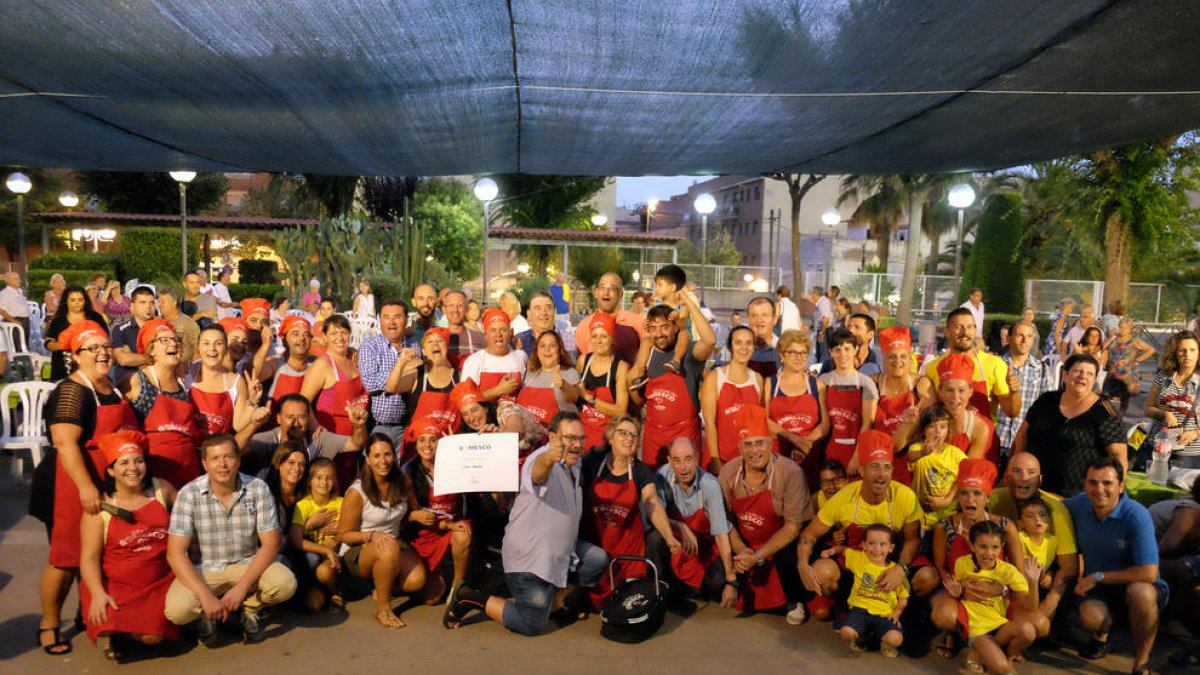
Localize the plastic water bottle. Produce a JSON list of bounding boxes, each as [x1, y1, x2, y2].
[[1147, 432, 1173, 486]]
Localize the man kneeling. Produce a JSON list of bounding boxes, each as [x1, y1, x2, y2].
[[165, 435, 297, 644]]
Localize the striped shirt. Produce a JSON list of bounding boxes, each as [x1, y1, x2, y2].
[[996, 353, 1053, 451]]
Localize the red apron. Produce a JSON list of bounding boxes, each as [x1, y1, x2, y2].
[[515, 379, 559, 428], [270, 368, 307, 403], [584, 463, 646, 608], [667, 500, 719, 590], [730, 487, 788, 610], [968, 353, 994, 417], [714, 369, 762, 463], [143, 381, 202, 490], [476, 352, 523, 404], [401, 372, 458, 460], [190, 386, 233, 436], [951, 411, 1001, 466], [769, 377, 823, 488], [579, 355, 616, 449], [824, 381, 864, 468], [315, 356, 368, 489], [50, 383, 138, 568], [410, 479, 465, 571], [874, 384, 916, 486], [643, 370, 701, 468]]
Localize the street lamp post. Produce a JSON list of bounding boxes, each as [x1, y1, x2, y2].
[[170, 171, 196, 276], [821, 207, 841, 290], [948, 182, 976, 288], [6, 172, 32, 278], [474, 177, 499, 304], [694, 193, 716, 301], [54, 191, 79, 253]]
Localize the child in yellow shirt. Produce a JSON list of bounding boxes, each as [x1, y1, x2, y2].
[[1016, 497, 1057, 593], [906, 405, 967, 530], [944, 520, 1038, 674], [289, 458, 345, 613], [837, 524, 908, 658]]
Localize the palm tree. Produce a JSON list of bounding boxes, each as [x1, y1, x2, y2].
[[837, 175, 906, 267]]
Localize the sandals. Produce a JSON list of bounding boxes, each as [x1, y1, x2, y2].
[[442, 584, 483, 629], [37, 626, 71, 656], [965, 658, 984, 673], [374, 608, 405, 630], [100, 635, 123, 662], [934, 631, 961, 659], [327, 594, 347, 615]]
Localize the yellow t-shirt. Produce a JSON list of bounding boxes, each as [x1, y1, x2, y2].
[[1018, 531, 1058, 570], [987, 488, 1077, 556], [954, 556, 1029, 637], [909, 442, 968, 530], [845, 548, 909, 617], [818, 481, 922, 533], [925, 351, 1011, 402], [292, 495, 344, 547]]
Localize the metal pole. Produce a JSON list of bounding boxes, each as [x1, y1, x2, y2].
[[481, 200, 490, 305], [562, 244, 568, 278], [641, 207, 649, 276], [700, 214, 708, 303], [41, 223, 49, 254], [1155, 284, 1162, 324], [16, 194, 26, 279], [953, 208, 964, 288], [179, 183, 189, 276], [768, 208, 776, 284]]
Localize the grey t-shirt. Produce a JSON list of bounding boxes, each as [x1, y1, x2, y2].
[[245, 428, 350, 475], [647, 334, 704, 408], [501, 444, 583, 587]]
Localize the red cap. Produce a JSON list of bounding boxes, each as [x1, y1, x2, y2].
[[218, 317, 249, 337], [449, 380, 483, 412], [136, 319, 176, 355], [734, 404, 770, 440], [482, 308, 510, 329], [60, 320, 109, 353], [411, 415, 448, 440], [97, 429, 147, 467], [956, 458, 997, 495], [425, 327, 450, 348], [856, 430, 894, 466], [589, 312, 617, 338], [878, 326, 912, 354], [936, 352, 975, 384], [279, 314, 311, 337], [239, 298, 270, 320]]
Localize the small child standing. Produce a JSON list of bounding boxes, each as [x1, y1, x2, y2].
[[906, 405, 967, 530], [837, 524, 908, 658], [628, 264, 692, 387], [1015, 497, 1057, 592], [289, 458, 345, 613], [944, 520, 1038, 674]]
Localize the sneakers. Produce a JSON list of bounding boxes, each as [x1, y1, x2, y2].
[[1079, 636, 1110, 660], [880, 643, 899, 659], [786, 603, 808, 626], [849, 637, 867, 653], [195, 616, 217, 647], [241, 611, 265, 644]]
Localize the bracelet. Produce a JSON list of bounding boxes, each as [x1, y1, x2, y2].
[[725, 578, 740, 589]]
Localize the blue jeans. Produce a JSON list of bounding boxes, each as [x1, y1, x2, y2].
[[372, 424, 405, 449], [501, 540, 608, 636]]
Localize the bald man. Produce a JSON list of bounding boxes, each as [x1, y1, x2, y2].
[[987, 452, 1079, 631], [408, 283, 438, 343]]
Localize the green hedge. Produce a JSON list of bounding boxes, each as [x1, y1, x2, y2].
[[238, 259, 279, 284], [960, 193, 1025, 311], [117, 227, 203, 285], [30, 251, 120, 271], [228, 283, 285, 303]]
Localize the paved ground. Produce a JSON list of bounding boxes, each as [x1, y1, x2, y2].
[[2, 456, 1187, 675]]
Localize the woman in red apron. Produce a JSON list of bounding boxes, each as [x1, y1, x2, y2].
[[38, 320, 140, 655], [767, 331, 824, 489], [79, 431, 179, 658], [582, 416, 682, 609], [400, 328, 458, 460], [576, 312, 629, 449], [189, 324, 255, 437], [937, 352, 1000, 463], [402, 418, 472, 598], [702, 326, 766, 466], [874, 326, 932, 486], [516, 331, 580, 427], [263, 315, 314, 425], [302, 314, 367, 488], [816, 329, 878, 475], [124, 320, 202, 490], [467, 308, 525, 405]]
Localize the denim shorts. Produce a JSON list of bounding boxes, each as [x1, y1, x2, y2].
[[837, 606, 901, 639]]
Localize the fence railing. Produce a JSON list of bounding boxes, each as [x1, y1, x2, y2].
[[628, 263, 779, 292]]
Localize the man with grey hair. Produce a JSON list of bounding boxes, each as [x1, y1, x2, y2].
[[0, 271, 30, 351]]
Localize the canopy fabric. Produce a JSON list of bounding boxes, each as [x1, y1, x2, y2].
[[3, 1, 1198, 176]]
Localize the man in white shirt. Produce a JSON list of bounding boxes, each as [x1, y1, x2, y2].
[[960, 287, 985, 338], [776, 285, 801, 333], [460, 308, 527, 403], [212, 269, 237, 319], [0, 271, 31, 352]]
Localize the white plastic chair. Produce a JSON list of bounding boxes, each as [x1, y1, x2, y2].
[[349, 318, 380, 350], [0, 321, 27, 355], [0, 380, 56, 477]]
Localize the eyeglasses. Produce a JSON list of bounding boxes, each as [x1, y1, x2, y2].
[[781, 350, 808, 358], [559, 434, 588, 445], [154, 336, 182, 345], [79, 343, 115, 354], [612, 428, 638, 439]]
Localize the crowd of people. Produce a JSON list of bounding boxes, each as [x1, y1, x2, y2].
[[17, 263, 1199, 673]]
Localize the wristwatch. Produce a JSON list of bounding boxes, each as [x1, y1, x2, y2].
[[725, 578, 740, 589], [1092, 571, 1105, 584], [754, 550, 766, 567]]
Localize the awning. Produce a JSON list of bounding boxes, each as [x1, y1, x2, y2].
[[3, 1, 1198, 176]]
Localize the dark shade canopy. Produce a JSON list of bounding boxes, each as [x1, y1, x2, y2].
[[3, 1, 1199, 176]]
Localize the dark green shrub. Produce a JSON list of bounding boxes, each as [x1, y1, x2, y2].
[[238, 259, 279, 284], [228, 283, 285, 302], [960, 193, 1025, 313], [28, 269, 112, 297], [118, 228, 203, 284], [30, 251, 119, 271]]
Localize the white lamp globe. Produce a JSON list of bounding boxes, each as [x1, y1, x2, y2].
[[948, 183, 976, 209], [821, 207, 841, 227], [6, 172, 32, 194], [169, 171, 197, 184], [694, 193, 716, 215], [474, 177, 499, 202]]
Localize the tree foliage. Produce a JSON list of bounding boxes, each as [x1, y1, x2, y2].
[[362, 176, 420, 222], [961, 193, 1025, 312], [240, 174, 323, 219], [412, 178, 484, 281], [0, 166, 64, 259], [78, 171, 228, 214], [301, 174, 359, 217], [491, 174, 608, 274]]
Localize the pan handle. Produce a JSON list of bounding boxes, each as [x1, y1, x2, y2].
[[605, 555, 661, 597]]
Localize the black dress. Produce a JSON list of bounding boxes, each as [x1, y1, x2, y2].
[[1023, 390, 1126, 496], [45, 315, 109, 380]]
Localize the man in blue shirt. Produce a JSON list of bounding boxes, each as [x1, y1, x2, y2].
[[1064, 457, 1167, 674]]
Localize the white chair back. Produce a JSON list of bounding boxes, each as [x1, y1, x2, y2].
[[349, 318, 381, 349], [0, 321, 28, 355], [287, 309, 316, 322], [0, 380, 56, 476]]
